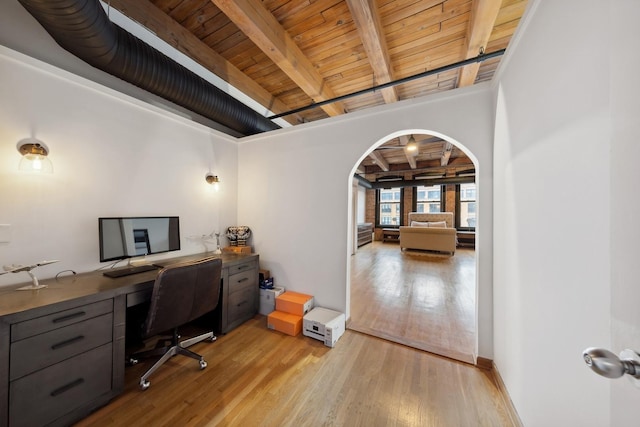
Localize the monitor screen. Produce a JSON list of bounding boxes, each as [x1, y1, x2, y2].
[[99, 216, 180, 262]]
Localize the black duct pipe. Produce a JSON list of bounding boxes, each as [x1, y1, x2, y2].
[[17, 0, 280, 136], [354, 174, 373, 189]]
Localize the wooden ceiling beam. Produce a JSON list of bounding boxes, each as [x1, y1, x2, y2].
[[398, 135, 416, 167], [106, 0, 301, 124], [458, 0, 502, 87], [364, 161, 475, 176], [369, 151, 390, 172], [441, 142, 454, 166], [212, 0, 345, 117], [407, 153, 417, 169], [346, 0, 398, 104]]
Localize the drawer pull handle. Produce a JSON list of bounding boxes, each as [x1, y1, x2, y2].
[[237, 278, 249, 283], [50, 378, 84, 397], [237, 265, 250, 270], [52, 311, 86, 323], [51, 335, 85, 350], [237, 301, 247, 307]]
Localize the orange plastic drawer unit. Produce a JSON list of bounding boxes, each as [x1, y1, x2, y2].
[[267, 311, 302, 336], [275, 291, 314, 317]]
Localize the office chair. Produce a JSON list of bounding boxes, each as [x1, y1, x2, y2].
[[131, 257, 222, 390]]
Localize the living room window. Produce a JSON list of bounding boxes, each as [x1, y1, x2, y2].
[[415, 185, 443, 213], [377, 188, 403, 226], [457, 182, 476, 230]]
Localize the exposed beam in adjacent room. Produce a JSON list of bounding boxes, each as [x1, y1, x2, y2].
[[369, 151, 390, 171], [107, 0, 301, 124], [211, 0, 345, 117], [364, 160, 475, 176], [346, 0, 398, 104], [366, 175, 476, 189], [441, 142, 453, 166], [407, 153, 417, 169], [399, 135, 417, 168], [457, 0, 502, 87]]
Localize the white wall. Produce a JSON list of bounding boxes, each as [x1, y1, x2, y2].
[[492, 0, 611, 425], [237, 85, 495, 357], [0, 47, 238, 286]]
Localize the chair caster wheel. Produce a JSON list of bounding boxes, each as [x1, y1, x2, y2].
[[128, 357, 138, 366], [200, 360, 207, 369], [209, 335, 217, 342], [140, 379, 150, 390]]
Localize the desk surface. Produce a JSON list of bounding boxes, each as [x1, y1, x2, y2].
[[0, 252, 258, 320]]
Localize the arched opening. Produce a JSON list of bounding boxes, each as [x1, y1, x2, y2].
[[347, 129, 480, 364]]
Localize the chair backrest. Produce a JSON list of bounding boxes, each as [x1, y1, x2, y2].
[[144, 257, 222, 337]]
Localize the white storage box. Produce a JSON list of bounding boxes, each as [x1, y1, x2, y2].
[[303, 307, 345, 348], [259, 286, 285, 315]]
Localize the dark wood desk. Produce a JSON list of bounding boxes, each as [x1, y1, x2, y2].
[[0, 252, 258, 427]]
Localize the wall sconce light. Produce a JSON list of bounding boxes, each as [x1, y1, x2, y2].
[[205, 172, 220, 191], [17, 138, 53, 173]]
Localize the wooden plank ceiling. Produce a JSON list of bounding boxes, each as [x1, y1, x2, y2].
[[108, 0, 528, 177]]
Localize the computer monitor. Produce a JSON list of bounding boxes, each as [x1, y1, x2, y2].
[[99, 216, 180, 262]]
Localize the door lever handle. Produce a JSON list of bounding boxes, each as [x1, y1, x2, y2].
[[583, 347, 640, 380]]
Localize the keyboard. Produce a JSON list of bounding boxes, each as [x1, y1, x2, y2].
[[103, 264, 159, 278]]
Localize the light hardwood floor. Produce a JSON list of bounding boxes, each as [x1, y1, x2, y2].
[[76, 316, 515, 426], [349, 241, 476, 364]]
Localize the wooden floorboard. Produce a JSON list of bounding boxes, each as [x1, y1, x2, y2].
[[349, 241, 476, 363], [76, 316, 514, 426]]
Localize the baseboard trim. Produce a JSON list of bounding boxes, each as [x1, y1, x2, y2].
[[491, 361, 525, 427], [476, 356, 493, 370]]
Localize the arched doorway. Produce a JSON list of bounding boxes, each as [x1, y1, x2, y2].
[[347, 130, 479, 364]]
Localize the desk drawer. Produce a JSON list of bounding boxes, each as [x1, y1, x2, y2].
[[10, 313, 113, 381], [11, 299, 113, 342], [228, 261, 256, 276], [228, 269, 257, 295], [227, 286, 256, 325], [9, 343, 112, 427]]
